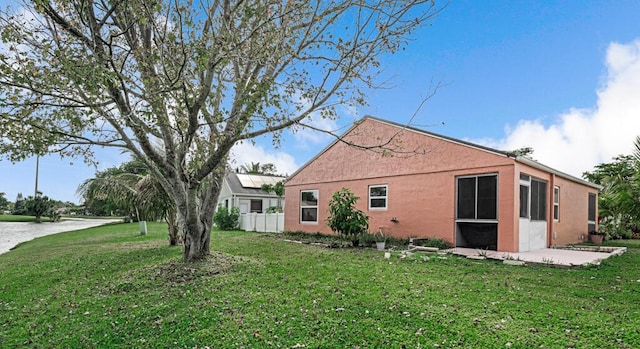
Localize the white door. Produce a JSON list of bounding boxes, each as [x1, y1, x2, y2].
[[518, 177, 548, 252], [239, 200, 249, 214]]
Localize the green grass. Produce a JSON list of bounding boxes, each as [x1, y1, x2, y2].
[[1, 224, 639, 348], [0, 214, 51, 223]]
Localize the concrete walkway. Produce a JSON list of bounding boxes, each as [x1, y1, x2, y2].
[[0, 218, 122, 255], [450, 246, 627, 267]]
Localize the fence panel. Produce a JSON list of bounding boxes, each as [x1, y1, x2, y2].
[[240, 213, 284, 233]]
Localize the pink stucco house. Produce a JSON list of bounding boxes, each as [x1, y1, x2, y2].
[[284, 116, 601, 252]]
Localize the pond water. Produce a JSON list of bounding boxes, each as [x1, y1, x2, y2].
[[0, 218, 121, 255]]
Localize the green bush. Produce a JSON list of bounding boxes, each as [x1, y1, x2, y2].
[[23, 195, 54, 223], [48, 209, 62, 222], [266, 206, 282, 213], [412, 237, 453, 250], [326, 188, 369, 246], [213, 207, 240, 230]]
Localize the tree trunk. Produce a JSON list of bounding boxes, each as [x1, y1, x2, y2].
[[176, 172, 223, 262], [166, 211, 181, 246], [179, 188, 205, 261]]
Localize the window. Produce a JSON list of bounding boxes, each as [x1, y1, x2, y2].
[[250, 199, 263, 213], [300, 190, 319, 223], [588, 193, 596, 233], [519, 174, 547, 221], [530, 179, 547, 221], [553, 186, 560, 221], [519, 184, 529, 218], [456, 174, 497, 220], [369, 185, 388, 210]]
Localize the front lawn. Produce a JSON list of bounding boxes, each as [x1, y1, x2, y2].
[[0, 223, 638, 348]]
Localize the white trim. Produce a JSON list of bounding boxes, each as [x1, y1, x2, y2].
[[368, 184, 388, 210], [553, 186, 560, 221], [300, 190, 319, 224]]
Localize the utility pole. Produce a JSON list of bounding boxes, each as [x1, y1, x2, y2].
[[34, 155, 39, 198]]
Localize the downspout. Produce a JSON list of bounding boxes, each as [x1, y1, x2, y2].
[[548, 173, 555, 248]]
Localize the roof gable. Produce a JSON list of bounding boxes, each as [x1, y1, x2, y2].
[[286, 116, 600, 189], [287, 116, 511, 184]]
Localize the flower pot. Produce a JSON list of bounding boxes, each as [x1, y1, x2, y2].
[[589, 234, 603, 245], [376, 241, 386, 251]]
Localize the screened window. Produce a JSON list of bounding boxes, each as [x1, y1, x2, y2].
[[456, 175, 497, 220], [369, 185, 388, 210], [519, 185, 529, 218], [553, 186, 560, 221], [587, 193, 596, 233], [530, 179, 547, 221], [300, 190, 319, 223]]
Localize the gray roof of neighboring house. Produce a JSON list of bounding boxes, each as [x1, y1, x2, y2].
[[224, 172, 287, 197]]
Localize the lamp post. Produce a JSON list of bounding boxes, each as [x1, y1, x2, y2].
[[34, 155, 39, 198]]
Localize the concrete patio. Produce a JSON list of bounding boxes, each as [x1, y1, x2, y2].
[[448, 246, 627, 268]]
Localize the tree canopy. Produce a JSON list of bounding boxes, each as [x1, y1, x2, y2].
[[0, 0, 443, 261], [583, 137, 640, 238], [0, 192, 9, 211]]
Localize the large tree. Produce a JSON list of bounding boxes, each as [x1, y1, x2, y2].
[[0, 0, 442, 261], [0, 192, 9, 212]]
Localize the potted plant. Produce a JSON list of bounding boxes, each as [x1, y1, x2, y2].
[[374, 230, 388, 251], [589, 230, 604, 245]]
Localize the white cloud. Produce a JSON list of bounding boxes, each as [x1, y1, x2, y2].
[[229, 141, 299, 176], [288, 87, 360, 146], [292, 115, 340, 144], [478, 39, 640, 177]]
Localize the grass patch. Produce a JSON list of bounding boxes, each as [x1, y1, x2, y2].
[[1, 224, 639, 348], [0, 214, 51, 223]]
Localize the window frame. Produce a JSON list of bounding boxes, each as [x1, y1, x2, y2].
[[456, 174, 498, 221], [519, 184, 529, 219], [530, 178, 547, 221], [368, 184, 388, 210], [300, 190, 319, 224], [250, 199, 263, 213], [587, 192, 596, 233], [553, 186, 560, 221]]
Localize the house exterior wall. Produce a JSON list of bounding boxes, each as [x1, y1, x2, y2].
[[216, 191, 280, 214], [285, 117, 600, 252], [514, 162, 599, 249], [549, 175, 598, 246], [216, 180, 234, 211], [285, 118, 521, 250]]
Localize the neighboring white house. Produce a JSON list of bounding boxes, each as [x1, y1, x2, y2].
[[217, 173, 286, 213]]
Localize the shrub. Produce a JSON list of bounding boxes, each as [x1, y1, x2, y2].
[[48, 209, 61, 222], [266, 206, 282, 213], [214, 207, 240, 230], [413, 237, 453, 250], [23, 195, 54, 223], [326, 188, 368, 246]]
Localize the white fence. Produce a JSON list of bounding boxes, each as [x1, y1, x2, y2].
[[240, 212, 284, 233]]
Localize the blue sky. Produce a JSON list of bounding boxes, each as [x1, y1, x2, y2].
[[2, 1, 640, 204]]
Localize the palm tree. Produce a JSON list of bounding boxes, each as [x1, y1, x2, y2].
[[240, 162, 262, 174], [77, 158, 180, 245], [583, 138, 640, 239]]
